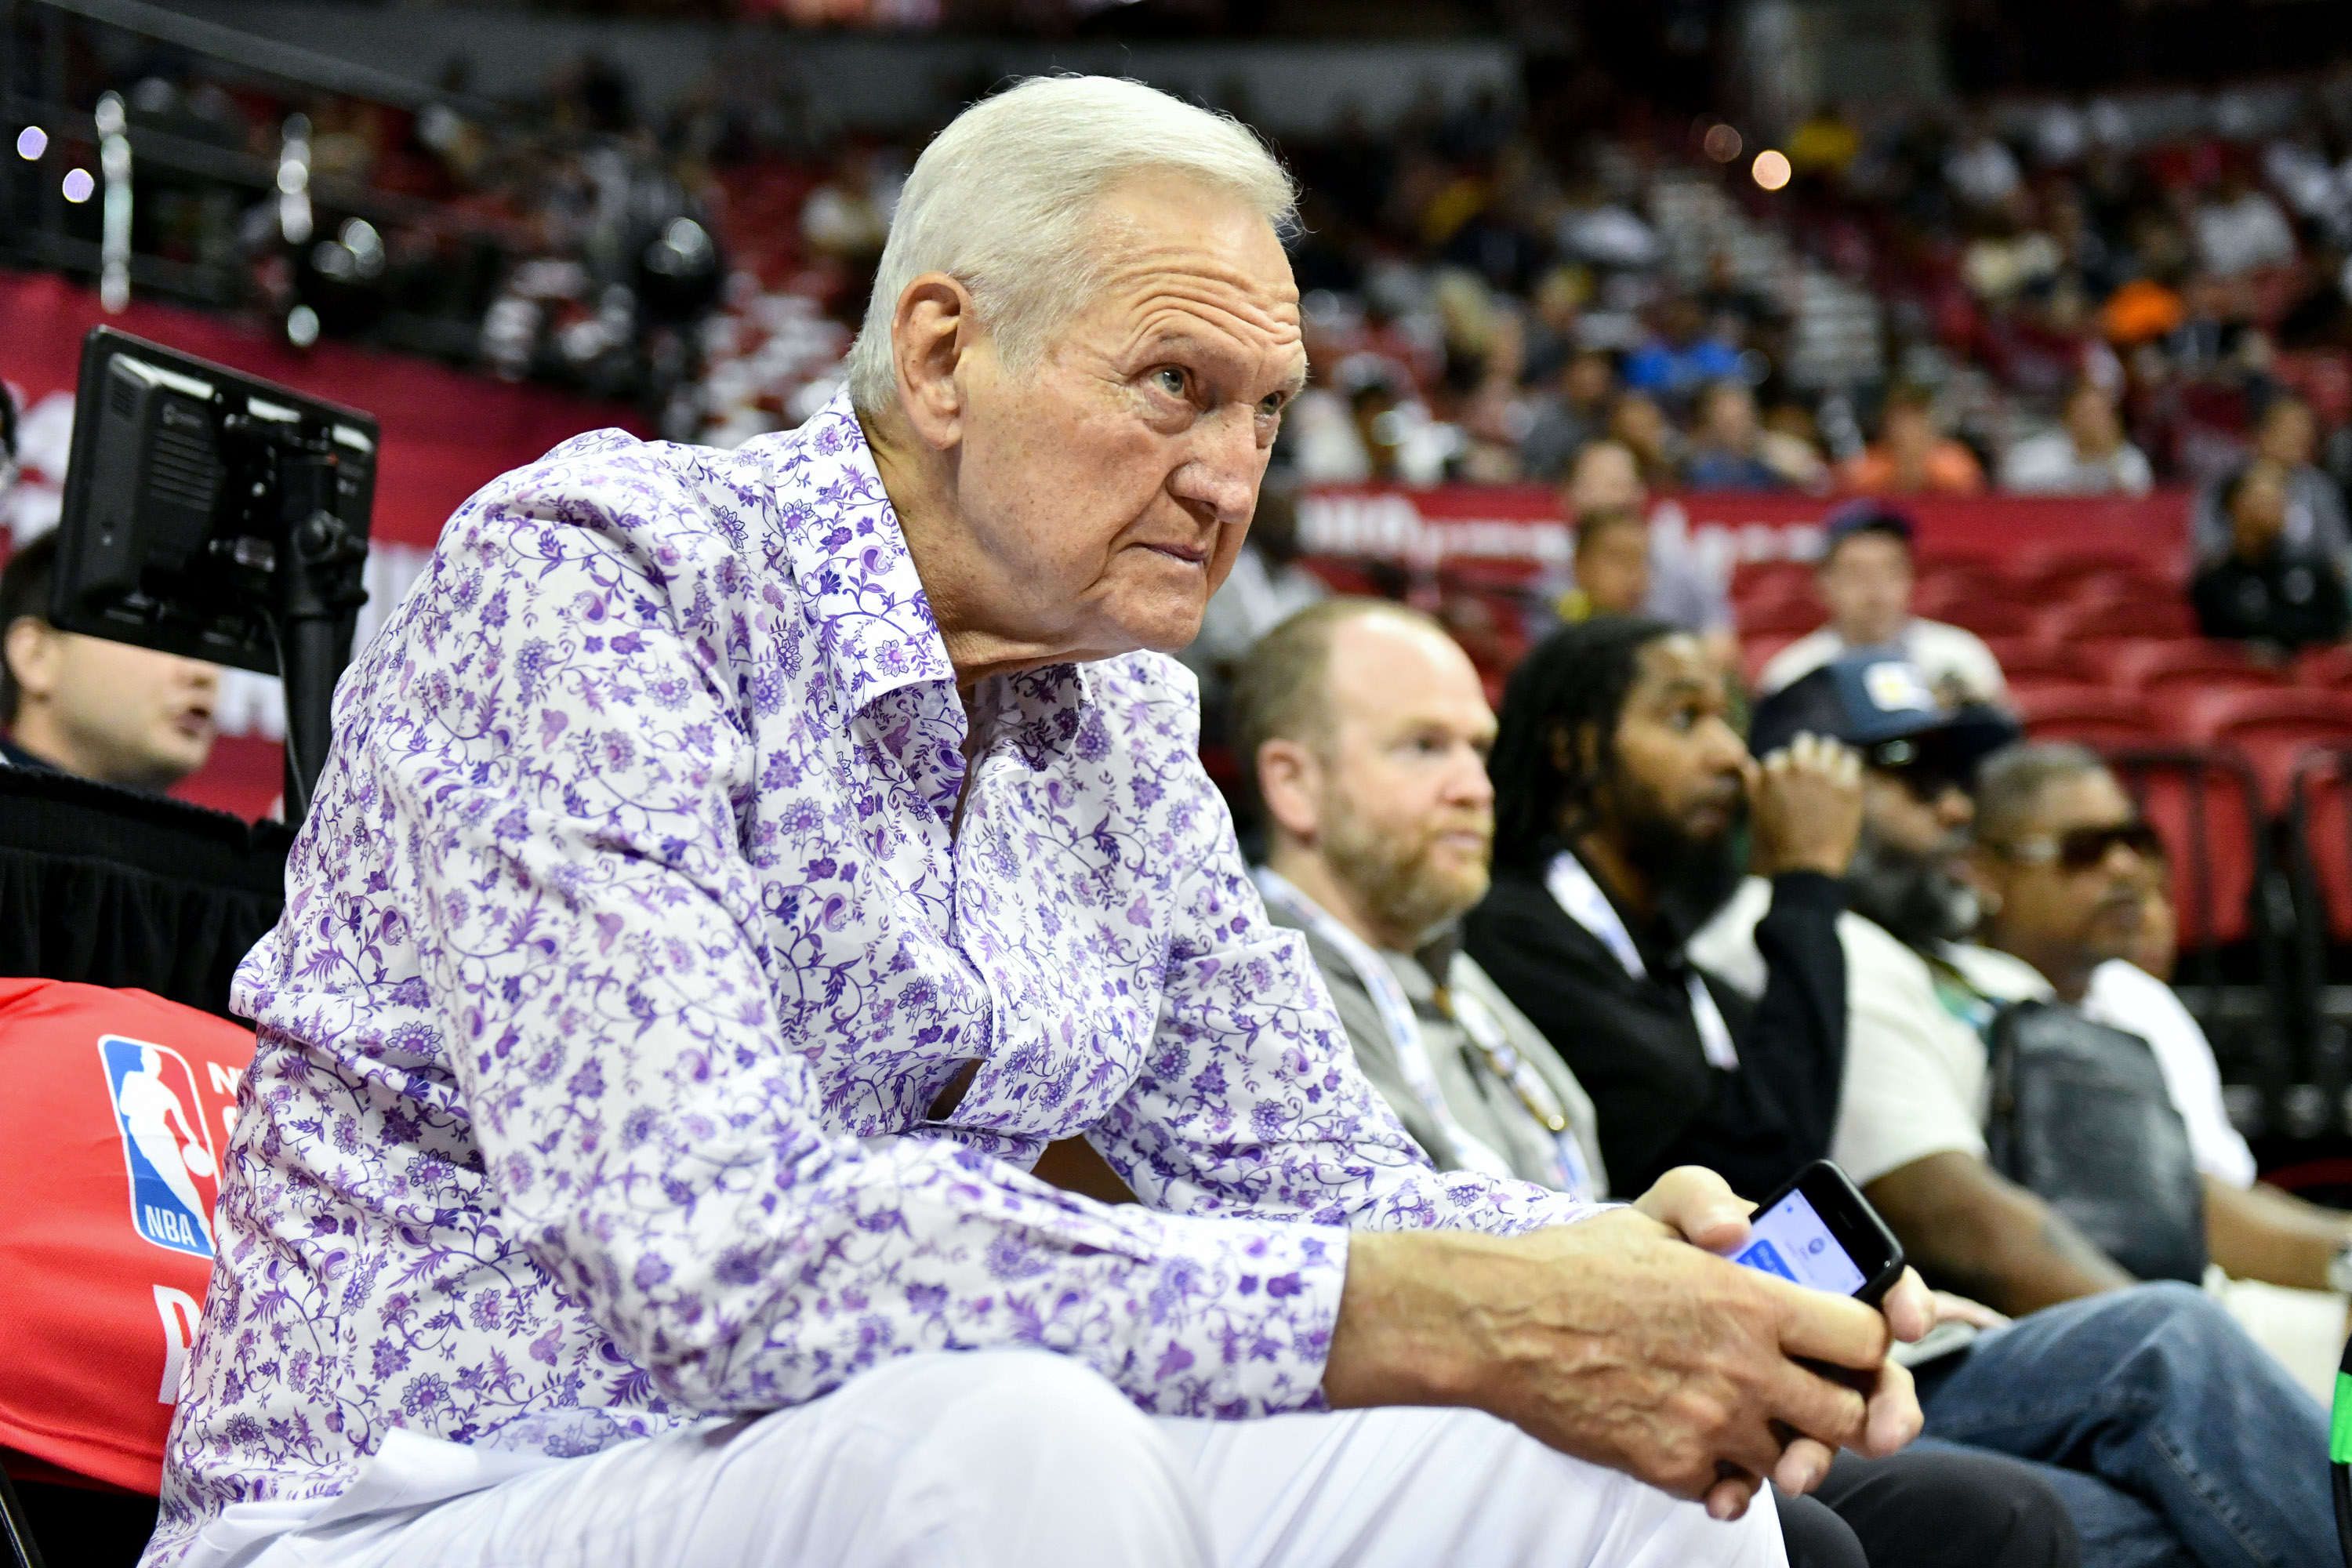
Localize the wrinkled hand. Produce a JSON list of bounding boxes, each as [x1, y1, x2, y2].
[[1324, 1168, 1923, 1524], [1746, 732, 1864, 880]]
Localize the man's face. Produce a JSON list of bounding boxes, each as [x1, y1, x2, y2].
[[1602, 637, 1748, 847], [2064, 386, 2119, 452], [1575, 518, 1651, 615], [1563, 351, 1613, 408], [1309, 615, 1497, 944], [1817, 532, 1913, 648], [1566, 441, 1645, 516], [1848, 764, 1977, 947], [1701, 384, 1757, 448], [5, 621, 217, 790], [2231, 463, 2289, 554], [1972, 769, 2151, 974], [946, 175, 1305, 660]]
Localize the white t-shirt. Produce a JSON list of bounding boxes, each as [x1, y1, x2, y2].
[[1756, 619, 2009, 706], [1686, 881, 2254, 1188]]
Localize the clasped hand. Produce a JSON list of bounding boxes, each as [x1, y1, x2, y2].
[[1324, 1167, 1930, 1521]]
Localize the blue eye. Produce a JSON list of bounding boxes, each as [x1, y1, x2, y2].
[[1155, 368, 1187, 397]]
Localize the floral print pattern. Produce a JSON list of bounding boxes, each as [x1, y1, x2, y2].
[[147, 394, 1593, 1562]]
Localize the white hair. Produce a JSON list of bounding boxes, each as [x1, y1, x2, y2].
[[844, 75, 1297, 414]]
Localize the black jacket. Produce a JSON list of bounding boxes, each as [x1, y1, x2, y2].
[[1463, 862, 1847, 1201], [2191, 548, 2350, 649]]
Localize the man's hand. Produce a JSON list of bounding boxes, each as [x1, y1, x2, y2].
[[1745, 732, 1863, 879], [1323, 1168, 1924, 1522]]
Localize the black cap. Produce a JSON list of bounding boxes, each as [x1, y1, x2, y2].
[[1820, 499, 1915, 554], [1750, 653, 2019, 785]]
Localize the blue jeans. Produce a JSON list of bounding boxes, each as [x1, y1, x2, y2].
[[1914, 1282, 2332, 1568]]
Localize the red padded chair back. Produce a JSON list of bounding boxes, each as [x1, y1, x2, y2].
[[2185, 688, 2352, 813], [2016, 688, 2160, 746], [0, 980, 253, 1497], [1980, 638, 2093, 687], [1730, 561, 1813, 608], [1928, 597, 2043, 639], [2036, 597, 2201, 643], [2107, 750, 2263, 949], [2106, 639, 2288, 702], [2294, 750, 2352, 943], [2296, 644, 2352, 691], [1736, 597, 1828, 637]]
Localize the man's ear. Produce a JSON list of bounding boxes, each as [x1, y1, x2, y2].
[[891, 273, 982, 453], [2, 616, 57, 707], [1256, 737, 1324, 844]]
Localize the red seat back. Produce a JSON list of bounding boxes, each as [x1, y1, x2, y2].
[[1737, 597, 1828, 637], [2016, 688, 2159, 746], [2106, 639, 2288, 702], [1730, 561, 1813, 608], [1980, 638, 2093, 686], [1929, 597, 2043, 639], [2106, 750, 2263, 949], [0, 980, 254, 1496], [2037, 597, 2201, 643], [2185, 688, 2352, 812], [2293, 749, 2352, 942], [2296, 644, 2352, 691]]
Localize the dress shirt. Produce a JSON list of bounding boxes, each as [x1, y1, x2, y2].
[[148, 395, 1591, 1562], [1465, 861, 1848, 1200]]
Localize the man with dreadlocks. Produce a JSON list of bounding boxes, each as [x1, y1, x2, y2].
[[1466, 617, 1863, 1203]]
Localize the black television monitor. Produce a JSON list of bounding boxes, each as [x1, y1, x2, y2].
[[50, 327, 376, 677]]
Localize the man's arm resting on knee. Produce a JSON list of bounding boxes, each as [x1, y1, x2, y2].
[[2204, 1174, 2352, 1291], [1322, 1167, 1929, 1522], [1864, 1152, 2132, 1316]]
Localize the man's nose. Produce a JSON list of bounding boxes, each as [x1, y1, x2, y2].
[[1171, 406, 1264, 527], [1934, 786, 1974, 829]]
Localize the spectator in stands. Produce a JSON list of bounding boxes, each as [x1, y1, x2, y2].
[[1999, 380, 2154, 495], [1839, 387, 1986, 497], [1518, 346, 1616, 483], [1607, 389, 1684, 492], [1465, 615, 1864, 1203], [2191, 164, 2299, 279], [1757, 503, 2010, 706], [0, 533, 218, 793], [1238, 600, 2080, 1568], [1683, 379, 1790, 492], [1681, 677, 2337, 1564], [2190, 459, 2351, 651], [1557, 510, 1650, 622], [1563, 439, 1738, 664], [1622, 296, 1742, 406], [2190, 391, 2351, 573], [1178, 486, 1326, 739]]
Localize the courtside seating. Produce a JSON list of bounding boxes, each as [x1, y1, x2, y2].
[[2016, 688, 2161, 746], [2183, 688, 2352, 814], [2107, 748, 2267, 953], [1735, 597, 1826, 638]]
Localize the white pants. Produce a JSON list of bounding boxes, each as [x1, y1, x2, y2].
[[234, 1351, 1786, 1568]]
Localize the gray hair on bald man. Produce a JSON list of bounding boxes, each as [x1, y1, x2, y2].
[[844, 74, 1298, 412]]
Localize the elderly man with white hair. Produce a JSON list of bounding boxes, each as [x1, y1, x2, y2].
[[147, 79, 1932, 1568]]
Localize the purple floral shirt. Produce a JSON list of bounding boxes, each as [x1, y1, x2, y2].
[[148, 394, 1594, 1560]]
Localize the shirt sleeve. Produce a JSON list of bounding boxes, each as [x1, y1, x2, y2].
[[387, 462, 1556, 1428], [2083, 963, 2257, 1190], [1831, 923, 1991, 1186]]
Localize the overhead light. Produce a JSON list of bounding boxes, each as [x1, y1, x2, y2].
[[1703, 123, 1743, 162], [1751, 150, 1792, 191], [62, 167, 94, 202], [286, 304, 320, 347], [15, 125, 46, 160]]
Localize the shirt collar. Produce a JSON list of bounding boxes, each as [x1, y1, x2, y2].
[[760, 390, 959, 720]]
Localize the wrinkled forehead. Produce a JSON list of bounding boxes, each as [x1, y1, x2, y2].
[[1081, 178, 1305, 366]]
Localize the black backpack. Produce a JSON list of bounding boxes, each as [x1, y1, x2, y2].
[[1984, 1000, 2209, 1285]]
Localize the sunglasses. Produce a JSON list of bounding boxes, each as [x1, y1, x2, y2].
[[1987, 821, 2165, 872]]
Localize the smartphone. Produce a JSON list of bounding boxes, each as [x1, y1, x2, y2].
[[1730, 1160, 1906, 1308]]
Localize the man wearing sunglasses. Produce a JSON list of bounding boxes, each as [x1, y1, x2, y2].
[[1690, 663, 2337, 1566]]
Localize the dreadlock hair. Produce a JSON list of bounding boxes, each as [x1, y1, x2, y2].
[[1488, 614, 1677, 873]]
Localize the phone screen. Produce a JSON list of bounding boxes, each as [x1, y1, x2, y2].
[[1733, 1189, 1867, 1296]]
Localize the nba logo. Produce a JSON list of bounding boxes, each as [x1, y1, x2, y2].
[[97, 1036, 221, 1260]]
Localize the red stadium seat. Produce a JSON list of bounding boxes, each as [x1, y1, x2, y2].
[[1740, 633, 1797, 689], [1736, 597, 1828, 637], [2015, 688, 2160, 746], [2295, 644, 2352, 691], [2183, 688, 2352, 812], [1730, 561, 1813, 607], [1914, 564, 2013, 619], [2291, 748, 2352, 943], [2064, 569, 2181, 610], [2106, 749, 2265, 949], [2016, 544, 2166, 601], [2034, 597, 2200, 643], [1980, 639, 2093, 687], [1930, 597, 2045, 639], [2103, 639, 2288, 702]]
